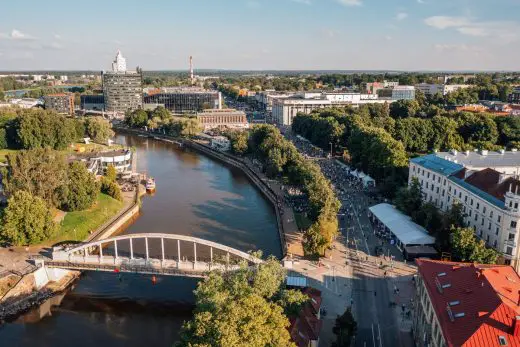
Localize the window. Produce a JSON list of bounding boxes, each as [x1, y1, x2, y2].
[[488, 222, 492, 230], [509, 233, 515, 241], [497, 227, 500, 236], [469, 210, 472, 217], [511, 221, 517, 228], [464, 196, 468, 203], [428, 172, 430, 178], [440, 202, 444, 209], [481, 218, 485, 226], [448, 196, 451, 202], [432, 185, 435, 191], [494, 240, 498, 248], [438, 177, 441, 183], [442, 190, 445, 197], [498, 216, 502, 223], [412, 166, 416, 172], [459, 192, 462, 199], [470, 198, 473, 206], [444, 179, 446, 186], [490, 211, 493, 218], [449, 186, 452, 193], [463, 206, 467, 213], [506, 247, 514, 256], [476, 203, 480, 210], [475, 214, 478, 221], [453, 188, 456, 194], [483, 207, 486, 214], [436, 187, 439, 193], [426, 182, 429, 189], [499, 336, 508, 346], [486, 235, 490, 243], [433, 174, 436, 180], [515, 203, 519, 209]]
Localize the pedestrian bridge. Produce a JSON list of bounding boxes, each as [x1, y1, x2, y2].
[[42, 233, 264, 278]]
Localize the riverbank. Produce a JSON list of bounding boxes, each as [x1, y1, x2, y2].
[[114, 126, 304, 258]]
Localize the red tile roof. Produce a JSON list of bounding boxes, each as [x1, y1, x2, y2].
[[416, 259, 520, 347], [461, 168, 520, 202], [289, 287, 323, 347], [302, 287, 322, 314]]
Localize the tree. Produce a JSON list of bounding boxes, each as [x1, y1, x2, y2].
[[303, 223, 328, 256], [0, 191, 57, 245], [125, 109, 149, 128], [450, 226, 498, 264], [332, 308, 357, 347], [63, 162, 99, 211], [395, 179, 422, 217], [105, 164, 117, 182], [100, 177, 123, 201], [84, 117, 114, 143], [152, 106, 170, 120], [3, 148, 68, 207], [277, 289, 309, 317], [389, 100, 420, 118], [177, 258, 296, 347], [0, 128, 7, 149]]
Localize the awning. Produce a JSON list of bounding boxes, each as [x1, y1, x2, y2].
[[369, 203, 435, 246]]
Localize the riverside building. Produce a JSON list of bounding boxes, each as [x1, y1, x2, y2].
[[409, 150, 520, 270], [196, 109, 249, 131], [102, 50, 143, 114], [43, 93, 75, 115], [143, 87, 222, 113]]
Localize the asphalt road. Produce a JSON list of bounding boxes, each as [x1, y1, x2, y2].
[[340, 192, 400, 347]]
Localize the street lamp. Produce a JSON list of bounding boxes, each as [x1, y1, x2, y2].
[[329, 142, 333, 158]]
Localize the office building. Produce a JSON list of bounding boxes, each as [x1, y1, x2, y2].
[[413, 259, 520, 347], [102, 51, 142, 113], [415, 83, 471, 96], [377, 86, 415, 100], [197, 109, 249, 131], [80, 95, 105, 111], [143, 87, 221, 113], [409, 150, 520, 270], [43, 93, 74, 115]]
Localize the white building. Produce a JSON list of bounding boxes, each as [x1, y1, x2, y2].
[[409, 151, 520, 270], [60, 75, 68, 82], [111, 50, 127, 72], [415, 83, 471, 96], [210, 136, 231, 151]]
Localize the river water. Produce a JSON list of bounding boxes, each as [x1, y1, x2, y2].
[[0, 133, 281, 347]]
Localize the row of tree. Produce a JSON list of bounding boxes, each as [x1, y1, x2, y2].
[[395, 179, 498, 263], [225, 125, 340, 255], [124, 107, 202, 137], [0, 108, 114, 150]]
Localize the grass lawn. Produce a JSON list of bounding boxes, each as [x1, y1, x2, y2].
[[52, 193, 124, 244], [0, 149, 18, 163], [67, 142, 123, 154], [294, 211, 313, 230]]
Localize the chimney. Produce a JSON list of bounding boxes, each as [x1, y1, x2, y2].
[[514, 316, 520, 336]]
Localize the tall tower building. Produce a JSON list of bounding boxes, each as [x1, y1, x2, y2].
[[189, 56, 194, 85], [112, 50, 127, 72]]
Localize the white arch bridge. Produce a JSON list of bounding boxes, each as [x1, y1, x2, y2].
[[42, 233, 264, 278]]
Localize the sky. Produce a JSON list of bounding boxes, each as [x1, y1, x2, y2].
[[0, 0, 519, 71]]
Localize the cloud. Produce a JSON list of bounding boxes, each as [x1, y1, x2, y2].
[[54, 34, 62, 40], [424, 16, 520, 43], [321, 28, 339, 38], [290, 0, 311, 4], [43, 42, 64, 50], [385, 36, 393, 41], [395, 12, 408, 21], [417, 0, 425, 3], [335, 0, 362, 7], [433, 44, 483, 53], [10, 29, 36, 40]]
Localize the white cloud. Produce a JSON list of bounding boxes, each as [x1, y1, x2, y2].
[[10, 29, 36, 40], [322, 28, 339, 38], [424, 16, 520, 43], [395, 12, 408, 21], [433, 44, 483, 53], [43, 42, 64, 50], [335, 0, 362, 7], [290, 0, 311, 4], [385, 35, 393, 41], [54, 34, 62, 40]]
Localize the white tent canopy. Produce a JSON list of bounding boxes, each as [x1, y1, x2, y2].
[[369, 203, 435, 246], [362, 174, 376, 187]]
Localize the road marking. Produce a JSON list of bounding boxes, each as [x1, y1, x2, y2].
[[372, 324, 376, 347], [378, 323, 383, 347]]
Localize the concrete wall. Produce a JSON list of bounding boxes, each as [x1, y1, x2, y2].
[[94, 203, 140, 240]]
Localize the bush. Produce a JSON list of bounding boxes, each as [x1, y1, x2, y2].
[[63, 162, 99, 211], [100, 177, 123, 201]]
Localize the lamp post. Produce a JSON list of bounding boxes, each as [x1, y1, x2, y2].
[[329, 142, 333, 158]]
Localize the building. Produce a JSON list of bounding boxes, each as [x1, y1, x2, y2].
[[102, 50, 143, 114], [59, 75, 68, 82], [197, 109, 249, 131], [80, 94, 105, 111], [509, 87, 520, 104], [43, 93, 74, 115], [409, 151, 520, 269], [289, 287, 322, 347], [143, 87, 221, 113], [79, 149, 133, 175], [272, 92, 393, 126], [210, 136, 231, 151], [415, 84, 471, 96], [377, 86, 416, 100], [413, 259, 520, 347]]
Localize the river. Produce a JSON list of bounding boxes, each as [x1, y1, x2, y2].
[[0, 133, 281, 346]]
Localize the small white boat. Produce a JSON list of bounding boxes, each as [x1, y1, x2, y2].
[[145, 177, 156, 192]]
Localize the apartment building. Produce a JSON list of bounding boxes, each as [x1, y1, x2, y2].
[[196, 109, 249, 131], [415, 83, 471, 96], [43, 93, 74, 115], [409, 150, 520, 269], [413, 259, 520, 347], [143, 88, 221, 113]]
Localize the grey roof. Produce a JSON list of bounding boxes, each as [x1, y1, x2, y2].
[[449, 176, 506, 208], [436, 151, 520, 169], [369, 203, 436, 246]]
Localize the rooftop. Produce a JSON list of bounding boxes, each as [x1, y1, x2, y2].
[[416, 259, 520, 347], [411, 154, 464, 176], [436, 150, 520, 169]]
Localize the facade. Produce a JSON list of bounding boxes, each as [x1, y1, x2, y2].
[[409, 151, 520, 269], [413, 259, 520, 347], [82, 149, 133, 175], [197, 109, 249, 131], [415, 83, 471, 96], [102, 70, 143, 113], [143, 88, 221, 113], [80, 94, 105, 111], [509, 87, 520, 104], [112, 50, 127, 72], [210, 136, 231, 151], [43, 93, 74, 115]]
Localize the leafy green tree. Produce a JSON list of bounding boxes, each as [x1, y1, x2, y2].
[[0, 190, 57, 245], [389, 99, 420, 118], [430, 116, 464, 151], [125, 109, 149, 128], [84, 117, 114, 143], [0, 128, 7, 149], [3, 149, 68, 207], [450, 226, 498, 264], [393, 118, 433, 153], [105, 164, 117, 182], [332, 308, 357, 347], [229, 131, 249, 155], [495, 116, 520, 147], [63, 162, 99, 211], [277, 289, 309, 317], [0, 89, 5, 101], [100, 177, 123, 201], [152, 106, 170, 120], [303, 223, 328, 256], [395, 178, 422, 217], [454, 112, 498, 145], [177, 258, 295, 347]]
